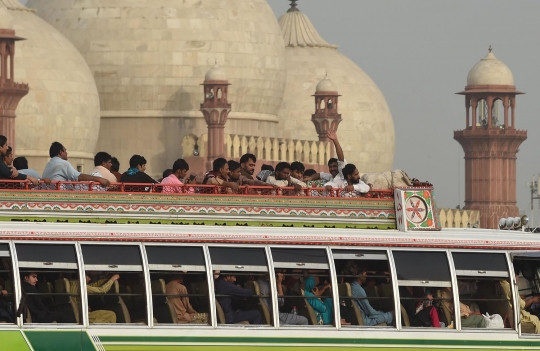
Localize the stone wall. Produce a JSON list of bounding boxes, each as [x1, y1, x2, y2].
[[439, 208, 481, 228], [181, 133, 331, 174]]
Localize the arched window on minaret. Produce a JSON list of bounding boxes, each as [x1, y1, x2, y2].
[[476, 99, 488, 128], [492, 98, 503, 127]]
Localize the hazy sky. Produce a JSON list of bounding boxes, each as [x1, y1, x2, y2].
[[18, 0, 540, 225], [267, 0, 540, 225]]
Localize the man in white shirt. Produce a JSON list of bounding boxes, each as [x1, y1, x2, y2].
[[42, 142, 110, 188], [90, 152, 118, 183], [309, 130, 370, 194]]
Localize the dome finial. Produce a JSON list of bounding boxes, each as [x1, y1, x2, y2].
[[288, 0, 299, 12], [488, 45, 492, 53]]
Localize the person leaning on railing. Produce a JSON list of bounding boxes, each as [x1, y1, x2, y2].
[[42, 142, 110, 188], [0, 136, 39, 185]]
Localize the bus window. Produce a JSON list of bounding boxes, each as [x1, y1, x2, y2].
[[512, 253, 540, 334], [0, 243, 15, 324], [332, 249, 394, 327], [393, 250, 453, 329], [145, 245, 210, 325], [81, 244, 146, 325], [452, 252, 513, 330], [271, 247, 333, 326], [16, 243, 80, 324], [209, 246, 268, 326]]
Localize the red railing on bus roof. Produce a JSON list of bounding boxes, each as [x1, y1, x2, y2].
[[0, 179, 395, 199]]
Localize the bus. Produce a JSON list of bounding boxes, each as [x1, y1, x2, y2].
[[0, 181, 539, 351]]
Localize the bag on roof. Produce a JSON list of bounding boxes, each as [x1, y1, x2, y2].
[[360, 170, 413, 190]]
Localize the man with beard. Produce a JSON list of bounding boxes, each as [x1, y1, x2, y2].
[[341, 163, 370, 195], [239, 153, 256, 180], [228, 160, 277, 188], [306, 130, 370, 193]]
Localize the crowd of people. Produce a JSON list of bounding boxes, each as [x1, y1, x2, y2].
[[0, 131, 373, 197]]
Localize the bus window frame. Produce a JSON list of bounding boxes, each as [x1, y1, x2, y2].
[[0, 241, 19, 329], [450, 249, 518, 333], [329, 246, 396, 330], [208, 243, 271, 329], [390, 248, 456, 331], [142, 243, 212, 329], [268, 245, 336, 330], [14, 240, 83, 329], [80, 242, 149, 329]]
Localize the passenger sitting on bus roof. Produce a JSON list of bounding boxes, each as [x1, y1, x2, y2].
[[160, 159, 193, 193], [203, 158, 239, 192], [256, 164, 274, 182], [0, 136, 38, 184], [13, 156, 41, 180], [19, 272, 66, 323], [256, 272, 308, 325], [90, 152, 118, 184], [265, 162, 307, 191], [304, 276, 333, 325], [239, 153, 256, 180], [347, 263, 394, 326], [120, 155, 157, 184], [42, 142, 110, 187], [228, 161, 276, 188], [166, 274, 207, 324], [290, 162, 305, 182], [110, 157, 122, 182], [68, 274, 118, 324], [437, 287, 486, 328], [214, 273, 261, 324], [501, 272, 540, 333], [340, 164, 370, 196]]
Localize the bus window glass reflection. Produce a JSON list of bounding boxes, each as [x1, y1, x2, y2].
[[452, 252, 513, 330], [393, 251, 454, 329], [271, 248, 336, 326], [333, 249, 394, 327], [81, 244, 146, 325], [210, 247, 269, 325], [145, 245, 210, 325], [0, 244, 15, 324], [16, 243, 80, 324]]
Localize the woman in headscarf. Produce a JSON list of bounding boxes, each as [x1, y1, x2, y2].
[[304, 276, 333, 325]]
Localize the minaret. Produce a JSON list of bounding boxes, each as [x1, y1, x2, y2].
[[200, 63, 231, 170], [0, 9, 29, 150], [454, 47, 527, 229], [311, 74, 342, 143]]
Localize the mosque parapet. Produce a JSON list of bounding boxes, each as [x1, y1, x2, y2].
[[181, 133, 331, 173], [438, 208, 480, 228]]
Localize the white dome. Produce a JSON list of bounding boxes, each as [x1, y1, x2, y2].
[[467, 49, 514, 86], [0, 4, 13, 30], [315, 76, 337, 93], [205, 63, 227, 81], [3, 0, 100, 171], [27, 0, 287, 121], [277, 5, 395, 172]]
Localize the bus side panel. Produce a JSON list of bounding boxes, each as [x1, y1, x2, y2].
[[23, 330, 95, 351], [0, 331, 32, 351]]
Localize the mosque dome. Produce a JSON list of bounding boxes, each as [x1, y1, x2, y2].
[[205, 63, 227, 82], [277, 3, 395, 172], [27, 0, 287, 175], [2, 0, 100, 172], [315, 75, 337, 93], [0, 4, 13, 30], [467, 47, 514, 86]]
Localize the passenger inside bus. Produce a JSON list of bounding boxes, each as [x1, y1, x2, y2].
[[400, 286, 442, 327], [214, 273, 261, 324], [20, 272, 66, 323], [256, 272, 308, 325], [68, 274, 119, 324], [437, 286, 486, 328], [166, 274, 208, 324], [303, 276, 334, 325], [500, 269, 540, 334], [0, 258, 14, 323], [346, 263, 394, 326]]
